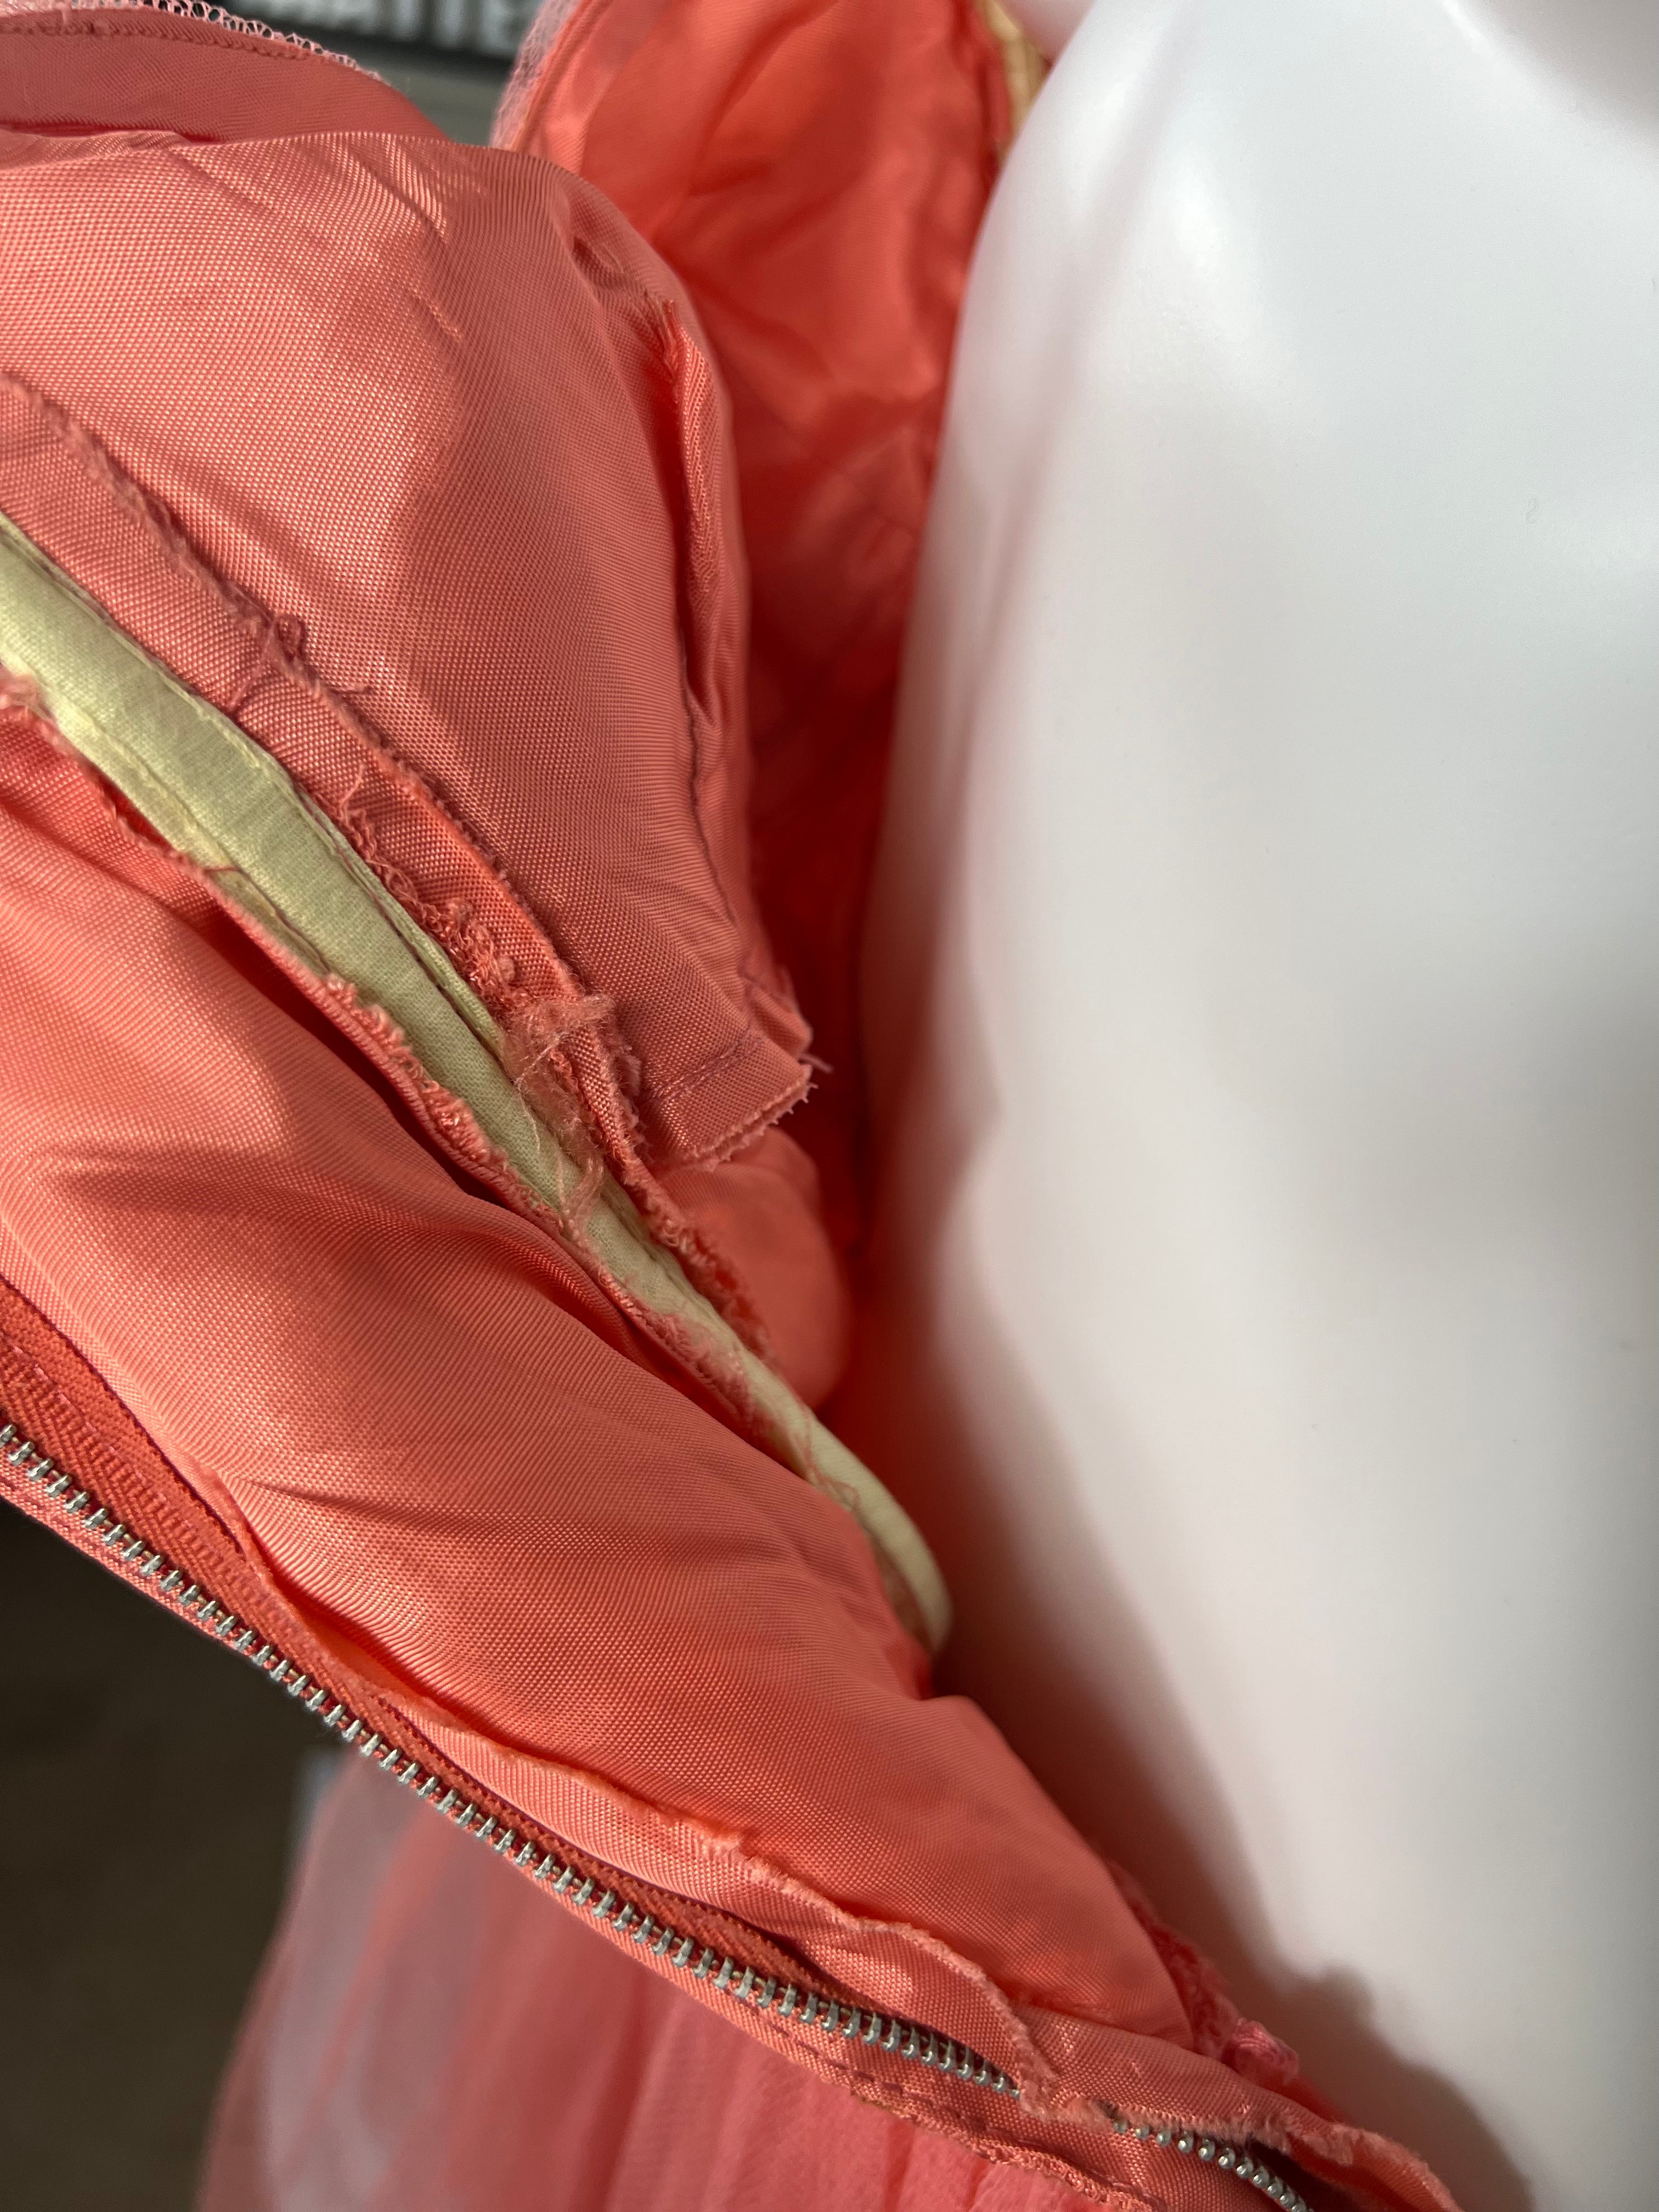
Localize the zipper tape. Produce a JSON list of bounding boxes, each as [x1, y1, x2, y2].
[[0, 1412, 1015, 2099], [1, 1405, 1319, 2209]]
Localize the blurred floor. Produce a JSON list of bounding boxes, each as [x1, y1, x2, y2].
[[0, 47, 512, 2212], [0, 1505, 323, 2210]]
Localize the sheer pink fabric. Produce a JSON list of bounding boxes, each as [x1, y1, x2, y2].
[[202, 1758, 1089, 2212]]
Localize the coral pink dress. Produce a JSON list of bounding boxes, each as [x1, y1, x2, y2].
[[0, 5, 1453, 2207]]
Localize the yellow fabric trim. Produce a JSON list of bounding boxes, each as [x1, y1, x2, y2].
[[977, 0, 1047, 144], [0, 510, 949, 1651]]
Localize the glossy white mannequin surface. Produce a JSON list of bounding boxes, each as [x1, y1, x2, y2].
[[847, 5, 1659, 2208]]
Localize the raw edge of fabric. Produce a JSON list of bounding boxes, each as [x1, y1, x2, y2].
[[0, 503, 951, 1652]]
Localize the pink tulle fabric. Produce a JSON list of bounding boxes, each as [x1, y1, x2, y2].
[[200, 1758, 1086, 2212]]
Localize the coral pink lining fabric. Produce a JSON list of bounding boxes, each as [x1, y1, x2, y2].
[[0, 6, 812, 1180], [0, 9, 1456, 2207], [0, 4, 445, 141], [0, 712, 1195, 2076], [0, 11, 845, 1393], [500, 0, 1008, 1245]]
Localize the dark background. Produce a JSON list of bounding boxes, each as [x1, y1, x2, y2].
[[1, 1506, 321, 2209]]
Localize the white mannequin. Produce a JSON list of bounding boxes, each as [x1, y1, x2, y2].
[[851, 5, 1659, 2208]]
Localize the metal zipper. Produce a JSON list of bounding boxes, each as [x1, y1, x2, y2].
[[0, 1415, 1013, 2092], [1105, 2114, 1314, 2210], [1, 1412, 1312, 2211]]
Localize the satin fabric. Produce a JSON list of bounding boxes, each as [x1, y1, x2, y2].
[[0, 7, 1456, 2206], [500, 0, 1010, 1244], [0, 4, 832, 1388]]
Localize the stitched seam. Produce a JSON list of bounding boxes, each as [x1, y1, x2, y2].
[[0, 1319, 260, 1585], [0, 2, 352, 63]]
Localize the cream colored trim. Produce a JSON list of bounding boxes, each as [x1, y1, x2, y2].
[[0, 510, 950, 1650], [977, 0, 1048, 142]]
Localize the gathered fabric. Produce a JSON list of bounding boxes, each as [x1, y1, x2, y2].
[[201, 1755, 1092, 2212]]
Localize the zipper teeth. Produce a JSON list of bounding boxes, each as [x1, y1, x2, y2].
[[0, 1417, 1018, 2092], [1, 1413, 1317, 2206], [1107, 2115, 1313, 2212]]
